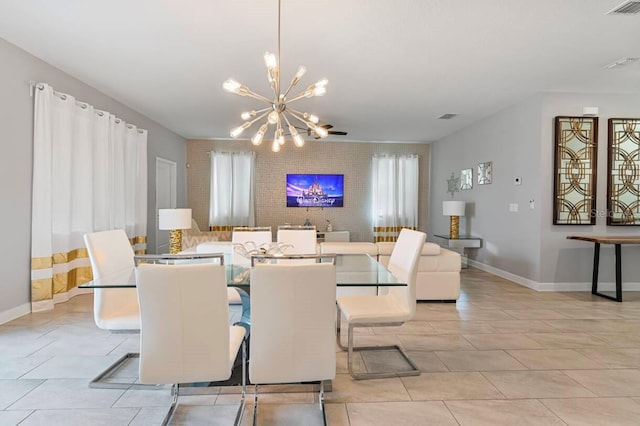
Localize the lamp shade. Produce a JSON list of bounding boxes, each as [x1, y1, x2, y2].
[[442, 201, 466, 217], [158, 208, 192, 230]]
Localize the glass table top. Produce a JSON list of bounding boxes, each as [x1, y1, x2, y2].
[[79, 253, 404, 289]]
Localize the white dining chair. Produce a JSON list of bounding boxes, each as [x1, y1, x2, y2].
[[336, 228, 426, 380], [136, 260, 246, 426], [84, 229, 142, 389], [249, 255, 336, 425], [277, 227, 317, 265]]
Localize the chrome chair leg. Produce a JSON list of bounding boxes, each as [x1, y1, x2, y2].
[[252, 384, 259, 426], [159, 339, 247, 426], [160, 383, 179, 426], [337, 305, 420, 380], [319, 380, 327, 426], [89, 352, 161, 390], [233, 339, 247, 426]]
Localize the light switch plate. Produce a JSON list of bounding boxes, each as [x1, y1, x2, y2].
[[509, 203, 518, 212]]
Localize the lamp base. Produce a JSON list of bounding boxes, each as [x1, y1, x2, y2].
[[449, 216, 460, 239], [169, 229, 183, 254]]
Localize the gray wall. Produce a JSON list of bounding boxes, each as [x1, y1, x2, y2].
[[0, 37, 186, 318], [187, 139, 431, 242], [429, 92, 640, 287]]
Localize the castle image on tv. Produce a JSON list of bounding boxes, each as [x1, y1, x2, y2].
[[286, 174, 344, 208]]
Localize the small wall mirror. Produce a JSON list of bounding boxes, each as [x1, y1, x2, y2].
[[460, 168, 473, 190]]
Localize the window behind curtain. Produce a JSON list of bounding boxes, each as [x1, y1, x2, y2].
[[209, 151, 256, 227], [371, 154, 419, 242]]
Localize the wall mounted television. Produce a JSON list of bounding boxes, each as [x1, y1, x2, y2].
[[286, 174, 344, 208]]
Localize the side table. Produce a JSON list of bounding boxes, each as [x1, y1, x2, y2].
[[433, 234, 482, 268], [567, 235, 640, 302]]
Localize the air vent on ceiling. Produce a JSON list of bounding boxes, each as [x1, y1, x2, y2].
[[604, 57, 639, 68], [606, 1, 640, 15], [438, 113, 457, 120]]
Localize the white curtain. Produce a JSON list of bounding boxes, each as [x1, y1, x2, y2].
[[371, 154, 419, 240], [31, 83, 147, 312], [209, 151, 256, 227]]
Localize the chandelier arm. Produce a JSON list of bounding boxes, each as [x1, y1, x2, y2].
[[268, 71, 279, 99], [285, 90, 311, 104], [286, 107, 309, 118], [281, 111, 295, 129], [287, 110, 316, 128], [281, 76, 300, 99], [245, 110, 271, 126], [245, 89, 275, 104], [252, 107, 272, 114]]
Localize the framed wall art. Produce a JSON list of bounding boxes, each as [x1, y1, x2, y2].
[[477, 161, 492, 185], [607, 118, 640, 226], [446, 172, 460, 197], [460, 168, 473, 190], [553, 116, 598, 225]]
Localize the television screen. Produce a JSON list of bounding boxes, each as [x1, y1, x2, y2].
[[286, 174, 344, 207]]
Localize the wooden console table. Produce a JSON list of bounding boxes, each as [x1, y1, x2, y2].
[[567, 235, 640, 302]]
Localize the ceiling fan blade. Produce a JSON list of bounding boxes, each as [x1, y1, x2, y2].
[[329, 131, 348, 135]]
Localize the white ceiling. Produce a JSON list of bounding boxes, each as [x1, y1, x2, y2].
[[1, 0, 639, 143]]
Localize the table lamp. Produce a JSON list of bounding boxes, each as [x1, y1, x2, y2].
[[442, 201, 466, 239], [158, 208, 192, 254]]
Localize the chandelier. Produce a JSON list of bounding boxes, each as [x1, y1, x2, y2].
[[222, 0, 329, 152]]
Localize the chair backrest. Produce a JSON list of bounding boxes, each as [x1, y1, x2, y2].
[[136, 262, 233, 384], [249, 262, 337, 384], [232, 227, 273, 265], [386, 229, 426, 319], [83, 229, 138, 330], [277, 228, 317, 254]]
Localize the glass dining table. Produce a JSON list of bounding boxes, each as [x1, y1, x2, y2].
[[80, 252, 405, 333]]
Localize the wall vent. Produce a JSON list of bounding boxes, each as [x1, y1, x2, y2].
[[606, 1, 640, 15], [438, 113, 457, 120], [604, 57, 639, 68]]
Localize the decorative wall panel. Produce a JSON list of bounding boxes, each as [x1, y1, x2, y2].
[[553, 116, 598, 225], [607, 118, 640, 226]]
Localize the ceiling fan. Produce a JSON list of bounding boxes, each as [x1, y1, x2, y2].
[[296, 123, 348, 139]]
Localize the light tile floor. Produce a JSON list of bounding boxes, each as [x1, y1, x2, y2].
[[2, 268, 640, 425]]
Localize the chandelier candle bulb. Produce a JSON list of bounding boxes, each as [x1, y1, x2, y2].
[[241, 110, 256, 120], [264, 52, 277, 70], [230, 121, 251, 138], [222, 79, 241, 93], [315, 126, 328, 138], [304, 113, 319, 124], [276, 127, 285, 145]]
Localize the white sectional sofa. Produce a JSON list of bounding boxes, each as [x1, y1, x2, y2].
[[194, 239, 461, 302], [321, 241, 461, 302], [376, 242, 461, 301]]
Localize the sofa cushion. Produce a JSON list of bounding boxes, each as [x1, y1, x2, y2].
[[376, 241, 441, 256], [320, 242, 378, 256], [196, 241, 233, 254]]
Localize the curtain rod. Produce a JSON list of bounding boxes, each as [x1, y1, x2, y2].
[[29, 81, 146, 134], [207, 151, 256, 156]]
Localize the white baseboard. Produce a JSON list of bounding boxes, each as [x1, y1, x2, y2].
[[468, 259, 640, 292], [31, 287, 94, 314], [0, 303, 32, 324]]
